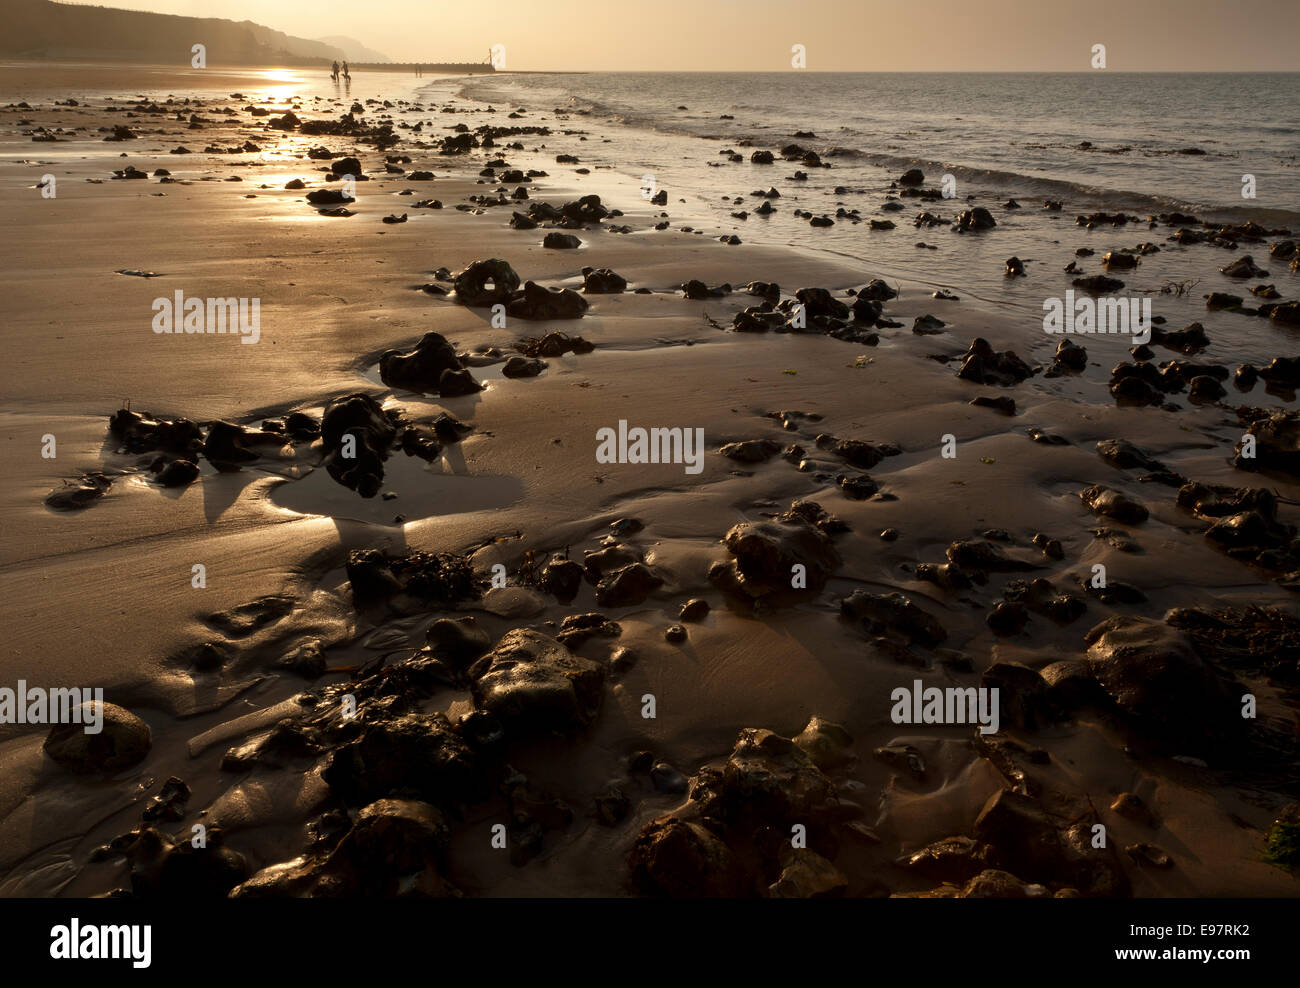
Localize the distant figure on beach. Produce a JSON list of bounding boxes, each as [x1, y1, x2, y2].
[[342, 61, 351, 81], [330, 60, 339, 81]]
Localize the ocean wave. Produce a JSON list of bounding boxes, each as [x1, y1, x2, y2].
[[455, 74, 1300, 226]]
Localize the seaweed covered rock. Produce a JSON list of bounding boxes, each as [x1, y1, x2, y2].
[[595, 562, 664, 607], [1079, 485, 1149, 525], [345, 548, 482, 610], [629, 725, 850, 898], [233, 798, 459, 898], [628, 818, 747, 897], [45, 472, 114, 510], [709, 512, 842, 606], [470, 629, 606, 736], [840, 589, 947, 647], [323, 713, 479, 807], [1083, 616, 1244, 755], [99, 825, 248, 898], [516, 331, 595, 357], [768, 848, 848, 898], [973, 790, 1127, 897]]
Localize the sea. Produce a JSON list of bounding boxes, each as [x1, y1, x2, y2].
[[438, 71, 1300, 365]]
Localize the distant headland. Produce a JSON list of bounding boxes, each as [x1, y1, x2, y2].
[[3, 0, 492, 71]]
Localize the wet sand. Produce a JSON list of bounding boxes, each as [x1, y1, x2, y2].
[[1, 63, 1298, 898]]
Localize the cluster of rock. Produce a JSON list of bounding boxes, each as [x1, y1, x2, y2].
[[1108, 357, 1233, 406], [509, 193, 614, 231], [730, 281, 897, 346], [452, 258, 588, 320], [630, 721, 864, 897], [56, 392, 470, 506]]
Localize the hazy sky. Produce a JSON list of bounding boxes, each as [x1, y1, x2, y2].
[[82, 0, 1300, 71]]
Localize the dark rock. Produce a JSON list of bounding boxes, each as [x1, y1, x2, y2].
[[425, 616, 491, 668], [202, 420, 261, 469], [681, 279, 731, 300], [502, 355, 546, 378], [321, 393, 397, 497], [1220, 255, 1268, 278], [582, 267, 627, 293], [1188, 375, 1226, 401], [380, 332, 463, 393], [234, 798, 456, 897], [539, 556, 584, 602], [543, 232, 581, 249], [629, 818, 746, 897], [595, 563, 664, 607], [974, 789, 1126, 897], [679, 598, 710, 622], [1073, 274, 1126, 293], [1080, 485, 1148, 524], [44, 703, 151, 774], [453, 258, 521, 307], [987, 601, 1030, 636], [470, 629, 605, 735], [710, 515, 841, 605], [794, 287, 849, 320], [840, 589, 946, 647], [46, 472, 113, 510], [1096, 439, 1165, 473], [946, 539, 1036, 573], [719, 438, 781, 463], [1084, 616, 1243, 755], [954, 207, 996, 232], [1152, 321, 1210, 353], [957, 337, 1035, 386], [306, 188, 352, 205], [436, 368, 481, 396], [506, 281, 589, 320]]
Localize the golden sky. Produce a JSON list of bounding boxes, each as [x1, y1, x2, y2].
[[62, 0, 1300, 70]]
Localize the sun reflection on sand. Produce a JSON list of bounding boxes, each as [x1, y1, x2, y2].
[[248, 68, 310, 92]]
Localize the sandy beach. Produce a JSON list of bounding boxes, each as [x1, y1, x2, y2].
[[1, 58, 1298, 902]]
